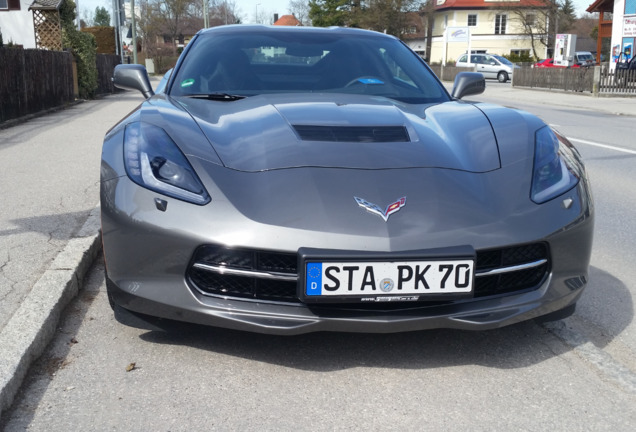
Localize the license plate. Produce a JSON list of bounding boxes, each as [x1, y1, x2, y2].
[[304, 259, 473, 300]]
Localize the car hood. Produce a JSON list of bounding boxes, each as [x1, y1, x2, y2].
[[175, 94, 500, 173]]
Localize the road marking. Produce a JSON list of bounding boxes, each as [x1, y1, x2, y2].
[[568, 137, 636, 155]]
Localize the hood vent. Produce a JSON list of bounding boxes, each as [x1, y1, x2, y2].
[[293, 125, 410, 143]]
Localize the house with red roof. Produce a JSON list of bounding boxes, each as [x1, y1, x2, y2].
[[273, 14, 302, 26], [405, 0, 551, 63]]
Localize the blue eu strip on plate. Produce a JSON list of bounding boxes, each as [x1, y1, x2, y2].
[[306, 263, 323, 296]]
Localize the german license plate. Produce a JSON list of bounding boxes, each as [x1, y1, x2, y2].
[[304, 259, 473, 301]]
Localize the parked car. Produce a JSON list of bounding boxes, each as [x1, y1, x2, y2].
[[615, 54, 636, 85], [574, 51, 595, 67], [455, 53, 518, 82], [533, 52, 594, 69], [533, 58, 582, 68], [105, 25, 593, 335]]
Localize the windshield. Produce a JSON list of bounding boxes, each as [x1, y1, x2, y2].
[[493, 55, 513, 66], [169, 27, 449, 104], [577, 53, 593, 62]]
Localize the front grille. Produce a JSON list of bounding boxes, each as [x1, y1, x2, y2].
[[187, 243, 550, 304]]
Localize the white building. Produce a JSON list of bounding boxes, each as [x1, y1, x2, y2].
[[404, 0, 551, 64], [609, 0, 636, 69], [0, 0, 37, 48]]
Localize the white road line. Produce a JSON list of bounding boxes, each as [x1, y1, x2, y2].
[[568, 137, 636, 155]]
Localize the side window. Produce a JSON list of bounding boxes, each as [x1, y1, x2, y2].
[[379, 48, 416, 87], [458, 54, 467, 63], [471, 55, 480, 64]]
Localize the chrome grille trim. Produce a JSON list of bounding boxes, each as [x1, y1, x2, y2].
[[194, 258, 548, 281], [475, 259, 548, 277], [192, 263, 298, 282]]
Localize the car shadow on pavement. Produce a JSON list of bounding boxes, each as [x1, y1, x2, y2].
[[2, 264, 629, 428], [135, 265, 630, 373], [0, 210, 94, 239]]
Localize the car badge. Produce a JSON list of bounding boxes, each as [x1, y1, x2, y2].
[[354, 196, 406, 222]]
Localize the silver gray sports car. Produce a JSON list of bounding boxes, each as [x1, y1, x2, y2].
[[102, 25, 593, 334]]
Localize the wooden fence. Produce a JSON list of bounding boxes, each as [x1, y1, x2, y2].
[[0, 48, 75, 124], [0, 49, 121, 125], [96, 54, 121, 95], [512, 67, 594, 93], [428, 65, 473, 83], [598, 68, 636, 95], [431, 63, 635, 97]]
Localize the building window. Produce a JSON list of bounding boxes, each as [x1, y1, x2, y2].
[[495, 14, 507, 35], [510, 49, 530, 57], [1, 0, 21, 10], [526, 14, 535, 26], [467, 14, 477, 27]]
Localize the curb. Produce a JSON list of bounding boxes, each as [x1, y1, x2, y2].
[[0, 206, 102, 418], [0, 100, 85, 131]]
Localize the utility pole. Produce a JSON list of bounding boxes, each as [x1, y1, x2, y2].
[[112, 0, 123, 63], [203, 0, 209, 28], [131, 0, 138, 65]]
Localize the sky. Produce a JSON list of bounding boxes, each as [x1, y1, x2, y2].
[[76, 0, 597, 26], [77, 0, 294, 25]]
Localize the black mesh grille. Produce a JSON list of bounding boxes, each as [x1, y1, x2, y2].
[[187, 243, 549, 304], [293, 125, 410, 142]]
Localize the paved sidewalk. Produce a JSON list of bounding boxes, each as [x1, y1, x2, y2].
[[0, 90, 145, 418], [0, 80, 633, 420]]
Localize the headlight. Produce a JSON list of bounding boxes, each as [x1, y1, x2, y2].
[[530, 126, 580, 204], [124, 122, 210, 205]]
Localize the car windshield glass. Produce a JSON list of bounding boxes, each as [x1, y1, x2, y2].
[[169, 28, 449, 104], [493, 55, 512, 65], [578, 54, 593, 61]]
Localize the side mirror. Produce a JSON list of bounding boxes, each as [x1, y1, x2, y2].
[[451, 72, 486, 99], [113, 64, 155, 99]]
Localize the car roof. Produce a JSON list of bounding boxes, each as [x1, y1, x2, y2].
[[196, 24, 398, 40]]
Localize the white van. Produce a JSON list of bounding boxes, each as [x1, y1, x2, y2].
[[574, 51, 595, 67], [455, 53, 518, 83]]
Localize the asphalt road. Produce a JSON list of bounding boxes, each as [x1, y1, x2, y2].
[[2, 85, 636, 430]]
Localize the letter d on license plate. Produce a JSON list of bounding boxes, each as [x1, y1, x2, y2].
[[304, 259, 473, 301]]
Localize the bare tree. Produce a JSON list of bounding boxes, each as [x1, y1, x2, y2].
[[155, 0, 197, 46], [501, 0, 579, 59], [353, 0, 421, 39], [209, 1, 241, 25], [289, 0, 311, 25]]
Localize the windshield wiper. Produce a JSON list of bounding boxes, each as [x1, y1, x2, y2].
[[184, 93, 246, 101]]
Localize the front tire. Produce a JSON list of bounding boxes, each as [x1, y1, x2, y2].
[[497, 71, 509, 83]]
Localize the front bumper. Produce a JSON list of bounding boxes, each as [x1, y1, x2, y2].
[[101, 164, 593, 335]]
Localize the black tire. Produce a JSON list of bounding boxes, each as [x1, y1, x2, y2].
[[497, 71, 508, 83], [104, 268, 116, 310]]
